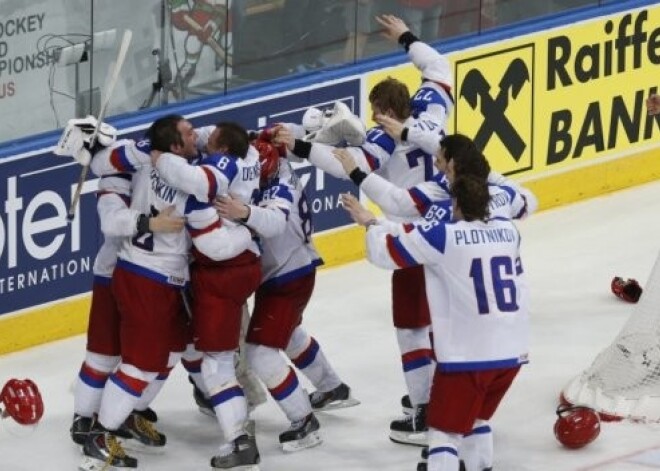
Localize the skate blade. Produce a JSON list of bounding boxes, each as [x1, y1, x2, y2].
[[79, 456, 122, 471], [119, 438, 166, 455], [281, 431, 322, 453], [389, 430, 428, 447], [314, 397, 361, 412]]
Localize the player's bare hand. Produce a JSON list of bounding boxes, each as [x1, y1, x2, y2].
[[376, 114, 405, 140], [272, 126, 295, 151], [150, 206, 184, 233], [646, 93, 660, 116], [215, 195, 250, 221], [333, 148, 358, 175], [340, 193, 376, 226], [265, 124, 283, 140], [376, 15, 410, 42]]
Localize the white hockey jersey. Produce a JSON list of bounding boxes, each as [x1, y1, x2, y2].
[[92, 173, 137, 278], [242, 160, 323, 285], [366, 216, 529, 372], [90, 140, 254, 285], [301, 43, 451, 211], [405, 39, 455, 156], [307, 126, 436, 223]]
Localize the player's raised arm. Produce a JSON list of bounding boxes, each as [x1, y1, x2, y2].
[[376, 14, 453, 156], [274, 126, 371, 180]]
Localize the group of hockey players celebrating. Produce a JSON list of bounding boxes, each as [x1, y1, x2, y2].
[[55, 13, 538, 471]]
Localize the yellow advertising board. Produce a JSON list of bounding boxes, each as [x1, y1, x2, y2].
[[367, 5, 660, 209]]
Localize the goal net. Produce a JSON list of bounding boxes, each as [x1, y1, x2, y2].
[[562, 252, 660, 423]]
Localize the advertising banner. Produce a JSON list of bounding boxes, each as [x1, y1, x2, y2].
[[0, 77, 360, 318], [367, 6, 660, 182]]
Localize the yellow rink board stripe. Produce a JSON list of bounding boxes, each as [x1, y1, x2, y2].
[[0, 296, 91, 355]]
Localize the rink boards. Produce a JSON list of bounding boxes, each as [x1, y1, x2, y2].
[[0, 1, 659, 353]]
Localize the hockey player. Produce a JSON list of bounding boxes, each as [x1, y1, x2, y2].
[[149, 121, 263, 469], [54, 116, 186, 449], [71, 174, 185, 448], [80, 115, 257, 469], [216, 138, 359, 452], [275, 78, 447, 447], [340, 134, 534, 469], [351, 175, 529, 471], [273, 14, 453, 445]]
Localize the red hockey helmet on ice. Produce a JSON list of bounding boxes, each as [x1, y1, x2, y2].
[[0, 379, 44, 426], [554, 404, 600, 449], [254, 139, 280, 186]]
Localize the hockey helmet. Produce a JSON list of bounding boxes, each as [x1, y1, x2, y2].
[[0, 378, 44, 426], [554, 404, 600, 449], [302, 107, 326, 133]]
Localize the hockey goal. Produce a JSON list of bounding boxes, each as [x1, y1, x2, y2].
[[562, 253, 660, 423]]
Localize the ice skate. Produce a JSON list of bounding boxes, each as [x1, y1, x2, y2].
[[79, 423, 137, 470], [133, 407, 158, 422], [119, 411, 166, 454], [279, 413, 322, 452], [210, 434, 260, 470], [389, 403, 427, 447], [71, 413, 94, 446], [309, 383, 360, 412]]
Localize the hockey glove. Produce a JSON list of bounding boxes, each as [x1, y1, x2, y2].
[[611, 276, 642, 303], [54, 116, 117, 165], [304, 102, 366, 146]]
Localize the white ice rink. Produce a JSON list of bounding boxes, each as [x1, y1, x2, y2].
[[2, 180, 660, 470]]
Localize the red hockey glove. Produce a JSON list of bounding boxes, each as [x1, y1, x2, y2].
[[611, 277, 642, 303]]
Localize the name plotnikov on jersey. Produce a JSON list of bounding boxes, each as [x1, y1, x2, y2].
[[454, 227, 516, 246]]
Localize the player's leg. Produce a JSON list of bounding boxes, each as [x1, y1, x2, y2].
[[81, 267, 180, 469], [276, 271, 359, 412], [72, 278, 121, 446], [390, 266, 434, 446], [247, 275, 322, 452], [192, 257, 261, 467], [460, 367, 520, 471]]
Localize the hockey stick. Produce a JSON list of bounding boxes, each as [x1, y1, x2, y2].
[[67, 29, 133, 221]]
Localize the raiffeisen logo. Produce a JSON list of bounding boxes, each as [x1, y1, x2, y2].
[[0, 153, 100, 316]]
